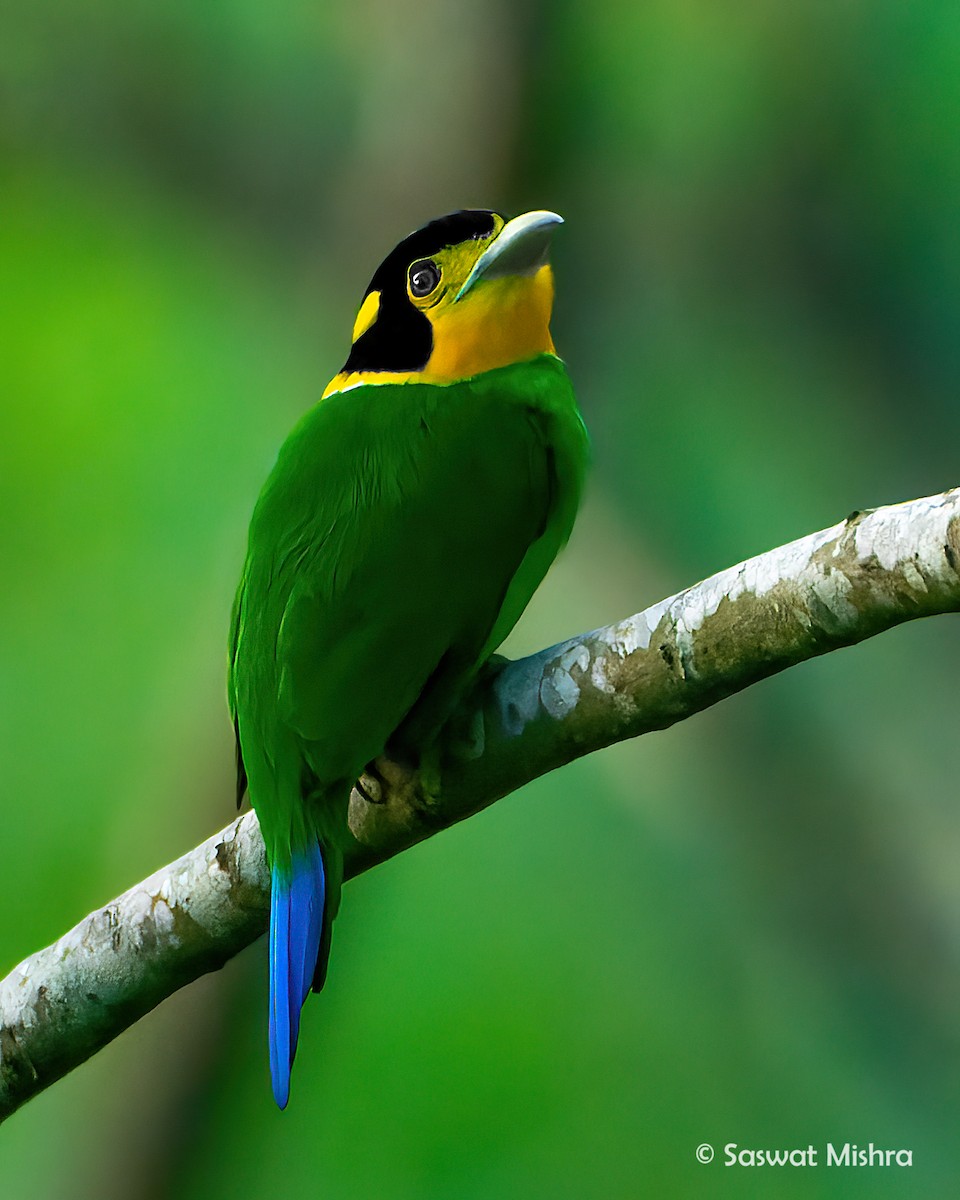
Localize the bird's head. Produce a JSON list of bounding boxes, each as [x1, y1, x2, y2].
[[323, 209, 562, 397]]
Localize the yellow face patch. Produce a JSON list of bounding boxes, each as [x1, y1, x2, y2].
[[351, 290, 381, 342]]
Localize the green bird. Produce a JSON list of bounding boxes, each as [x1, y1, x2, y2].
[[229, 208, 588, 1107]]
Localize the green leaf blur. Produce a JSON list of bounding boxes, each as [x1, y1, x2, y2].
[[2, 2, 959, 1196]]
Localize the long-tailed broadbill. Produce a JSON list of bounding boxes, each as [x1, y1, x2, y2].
[[228, 208, 588, 1107]]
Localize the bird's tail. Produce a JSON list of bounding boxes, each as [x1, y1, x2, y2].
[[269, 842, 325, 1109]]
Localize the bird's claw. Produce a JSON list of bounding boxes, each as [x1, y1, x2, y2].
[[352, 752, 442, 813], [354, 771, 384, 805]]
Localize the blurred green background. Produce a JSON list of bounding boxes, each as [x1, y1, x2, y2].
[[2, 2, 959, 1196]]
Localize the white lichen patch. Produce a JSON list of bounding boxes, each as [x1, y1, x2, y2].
[[855, 492, 957, 577], [670, 522, 845, 636], [589, 598, 674, 693], [539, 644, 590, 720], [560, 644, 590, 675], [590, 657, 615, 695], [811, 567, 858, 626], [150, 896, 176, 938], [902, 560, 927, 593], [597, 600, 671, 657], [540, 669, 579, 719]]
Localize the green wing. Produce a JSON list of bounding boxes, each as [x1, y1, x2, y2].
[[231, 355, 586, 853]]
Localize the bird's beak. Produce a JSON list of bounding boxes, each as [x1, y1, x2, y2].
[[455, 210, 564, 301]]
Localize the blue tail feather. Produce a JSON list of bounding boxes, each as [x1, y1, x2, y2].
[[269, 842, 325, 1109]]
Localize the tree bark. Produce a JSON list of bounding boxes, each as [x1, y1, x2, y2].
[[2, 487, 959, 1121]]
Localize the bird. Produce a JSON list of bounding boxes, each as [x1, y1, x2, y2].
[[228, 208, 588, 1108]]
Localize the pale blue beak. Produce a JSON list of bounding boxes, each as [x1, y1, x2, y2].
[[455, 210, 563, 302]]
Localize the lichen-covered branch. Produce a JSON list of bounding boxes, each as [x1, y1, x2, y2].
[[3, 487, 960, 1121]]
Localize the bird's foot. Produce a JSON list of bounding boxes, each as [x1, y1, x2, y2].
[[352, 751, 442, 817], [355, 762, 387, 805]]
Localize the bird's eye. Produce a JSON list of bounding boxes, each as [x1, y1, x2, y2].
[[409, 260, 441, 298]]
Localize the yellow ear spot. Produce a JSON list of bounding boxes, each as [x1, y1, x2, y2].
[[352, 290, 381, 343]]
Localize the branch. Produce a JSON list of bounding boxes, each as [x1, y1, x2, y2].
[[3, 487, 960, 1120]]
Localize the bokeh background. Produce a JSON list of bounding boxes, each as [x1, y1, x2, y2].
[[3, 2, 959, 1196]]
